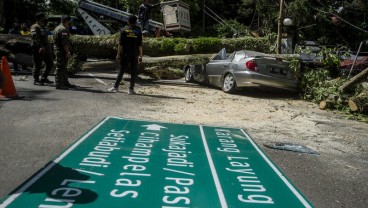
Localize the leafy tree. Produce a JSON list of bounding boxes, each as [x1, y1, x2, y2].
[[48, 0, 76, 16], [0, 0, 47, 32]]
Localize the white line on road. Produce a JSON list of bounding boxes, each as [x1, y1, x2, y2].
[[240, 129, 313, 208], [88, 73, 108, 85], [200, 125, 228, 208]]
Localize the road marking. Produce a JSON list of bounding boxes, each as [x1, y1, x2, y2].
[[240, 129, 313, 208], [88, 73, 108, 85], [200, 125, 228, 208]]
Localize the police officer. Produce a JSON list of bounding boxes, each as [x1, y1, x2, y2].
[[53, 15, 75, 90], [108, 15, 143, 94], [30, 13, 54, 85]]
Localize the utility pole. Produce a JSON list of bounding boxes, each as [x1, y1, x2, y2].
[[203, 0, 206, 33], [276, 0, 285, 54]]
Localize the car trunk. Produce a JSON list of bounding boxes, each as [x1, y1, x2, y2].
[[255, 57, 296, 80]]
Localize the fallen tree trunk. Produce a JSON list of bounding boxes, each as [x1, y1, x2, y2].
[[339, 67, 368, 93], [142, 54, 214, 67], [82, 54, 215, 70], [348, 91, 368, 114]]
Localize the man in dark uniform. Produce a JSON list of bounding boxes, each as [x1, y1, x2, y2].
[[108, 15, 143, 95], [138, 0, 160, 33], [53, 15, 75, 90], [30, 13, 54, 85]]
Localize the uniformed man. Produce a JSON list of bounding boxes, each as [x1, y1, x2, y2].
[[108, 15, 143, 95], [138, 0, 160, 33], [53, 15, 75, 90], [30, 13, 54, 85]]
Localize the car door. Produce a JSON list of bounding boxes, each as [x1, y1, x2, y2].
[[206, 48, 231, 87]]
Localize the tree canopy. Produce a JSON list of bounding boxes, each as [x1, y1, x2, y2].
[[1, 0, 367, 50]]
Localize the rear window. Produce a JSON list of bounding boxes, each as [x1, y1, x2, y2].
[[244, 50, 267, 57], [233, 51, 245, 62]]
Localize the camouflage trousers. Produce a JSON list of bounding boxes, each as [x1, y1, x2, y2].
[[54, 50, 69, 87], [32, 50, 54, 81]]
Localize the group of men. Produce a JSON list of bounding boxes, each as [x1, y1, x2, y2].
[[30, 0, 157, 93], [30, 13, 75, 90]]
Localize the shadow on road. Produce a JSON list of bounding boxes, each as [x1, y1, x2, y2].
[[234, 87, 299, 100], [5, 162, 98, 206], [70, 86, 109, 94], [2, 88, 58, 101], [137, 93, 185, 100]]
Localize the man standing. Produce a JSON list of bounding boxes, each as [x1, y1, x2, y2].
[[138, 0, 160, 33], [30, 13, 54, 85], [108, 15, 143, 95], [53, 15, 75, 90]]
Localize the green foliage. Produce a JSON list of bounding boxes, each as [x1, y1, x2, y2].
[[300, 69, 346, 104], [191, 37, 222, 53], [141, 36, 270, 56], [316, 47, 342, 77], [48, 0, 76, 15], [143, 67, 183, 79], [292, 45, 348, 105], [212, 19, 249, 38]]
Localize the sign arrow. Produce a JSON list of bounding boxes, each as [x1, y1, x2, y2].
[[142, 124, 167, 131]]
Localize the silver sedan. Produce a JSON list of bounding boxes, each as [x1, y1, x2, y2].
[[183, 48, 298, 93]]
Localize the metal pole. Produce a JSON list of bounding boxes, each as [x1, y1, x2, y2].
[[276, 0, 285, 54], [347, 41, 363, 79], [203, 0, 206, 33]]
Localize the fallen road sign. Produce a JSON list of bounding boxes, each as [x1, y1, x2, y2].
[[0, 117, 314, 208]]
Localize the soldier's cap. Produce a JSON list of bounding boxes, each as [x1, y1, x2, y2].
[[61, 15, 72, 23], [35, 13, 46, 20]]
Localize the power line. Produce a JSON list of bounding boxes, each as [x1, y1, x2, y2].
[[316, 8, 368, 34]]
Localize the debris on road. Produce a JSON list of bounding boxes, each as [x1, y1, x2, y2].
[[264, 142, 319, 155]]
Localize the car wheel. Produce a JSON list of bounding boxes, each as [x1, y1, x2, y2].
[[222, 73, 236, 93], [184, 66, 194, 83]]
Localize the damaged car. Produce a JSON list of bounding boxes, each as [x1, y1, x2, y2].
[[183, 48, 298, 93]]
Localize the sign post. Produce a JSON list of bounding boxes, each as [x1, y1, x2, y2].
[[0, 117, 313, 208]]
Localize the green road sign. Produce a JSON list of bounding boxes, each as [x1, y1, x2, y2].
[[0, 117, 313, 208]]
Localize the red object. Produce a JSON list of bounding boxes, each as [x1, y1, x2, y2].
[[0, 56, 20, 99], [246, 60, 258, 71]]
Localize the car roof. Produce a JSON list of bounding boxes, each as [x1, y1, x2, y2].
[[240, 50, 268, 57]]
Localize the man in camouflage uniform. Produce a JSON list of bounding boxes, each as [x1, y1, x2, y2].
[[30, 13, 54, 85], [53, 15, 75, 90]]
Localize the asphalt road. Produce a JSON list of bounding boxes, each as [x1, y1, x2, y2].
[[0, 69, 368, 208]]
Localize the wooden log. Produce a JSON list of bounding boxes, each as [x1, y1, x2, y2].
[[319, 94, 336, 110], [142, 54, 214, 67], [319, 94, 348, 110], [348, 91, 368, 114], [319, 100, 331, 110], [339, 67, 368, 93], [82, 54, 214, 70], [348, 99, 359, 112]]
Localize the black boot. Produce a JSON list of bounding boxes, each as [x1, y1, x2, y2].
[[65, 82, 76, 88], [56, 85, 69, 90], [34, 79, 44, 86], [41, 78, 54, 84]]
